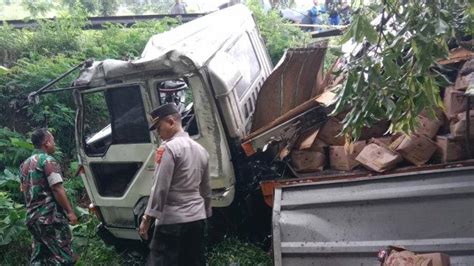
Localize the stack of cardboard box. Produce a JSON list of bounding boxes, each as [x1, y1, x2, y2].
[[290, 58, 473, 173]]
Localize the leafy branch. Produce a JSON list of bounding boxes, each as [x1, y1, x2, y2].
[[333, 0, 472, 140]]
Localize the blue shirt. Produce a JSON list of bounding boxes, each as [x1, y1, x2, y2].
[[309, 5, 326, 24]]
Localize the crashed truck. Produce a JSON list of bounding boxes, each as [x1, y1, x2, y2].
[[30, 4, 474, 265]]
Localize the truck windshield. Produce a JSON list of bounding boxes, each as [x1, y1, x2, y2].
[[82, 84, 150, 156]]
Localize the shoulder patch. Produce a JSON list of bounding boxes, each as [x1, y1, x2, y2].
[[155, 146, 166, 164]]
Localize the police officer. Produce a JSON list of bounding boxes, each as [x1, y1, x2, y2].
[[19, 128, 77, 265], [139, 103, 212, 266]]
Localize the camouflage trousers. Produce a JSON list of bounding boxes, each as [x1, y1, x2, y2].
[[27, 222, 75, 265]]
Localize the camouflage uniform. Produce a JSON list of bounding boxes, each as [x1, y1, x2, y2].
[[20, 150, 75, 265]]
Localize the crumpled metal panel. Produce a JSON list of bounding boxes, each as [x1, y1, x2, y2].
[[272, 166, 474, 266], [251, 45, 327, 133]]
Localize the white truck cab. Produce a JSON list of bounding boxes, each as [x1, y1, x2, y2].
[[72, 5, 272, 240]]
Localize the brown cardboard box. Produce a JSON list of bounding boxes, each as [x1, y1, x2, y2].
[[360, 121, 390, 140], [433, 135, 465, 163], [395, 134, 438, 165], [370, 135, 400, 148], [417, 253, 450, 266], [291, 150, 326, 172], [450, 110, 474, 138], [295, 128, 319, 150], [420, 107, 445, 121], [389, 135, 405, 151], [384, 250, 430, 266], [384, 251, 450, 266], [309, 138, 328, 153], [444, 86, 467, 119], [355, 143, 402, 172], [318, 117, 345, 146], [415, 115, 442, 138], [329, 141, 366, 171], [455, 72, 474, 91]]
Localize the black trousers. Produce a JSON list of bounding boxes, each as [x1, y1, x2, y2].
[[146, 219, 206, 266]]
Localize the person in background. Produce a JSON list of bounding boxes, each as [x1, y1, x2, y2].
[[326, 0, 341, 25], [170, 0, 187, 14], [20, 128, 78, 265], [339, 0, 352, 25], [309, 0, 326, 25], [139, 103, 212, 266]]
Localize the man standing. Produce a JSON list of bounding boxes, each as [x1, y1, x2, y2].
[[139, 103, 212, 266], [20, 128, 77, 265], [326, 0, 341, 25], [309, 0, 327, 32], [170, 0, 187, 15]]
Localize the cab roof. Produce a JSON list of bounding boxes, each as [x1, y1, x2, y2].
[[74, 5, 254, 87]]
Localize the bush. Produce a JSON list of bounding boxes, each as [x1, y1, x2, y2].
[[0, 24, 28, 67], [81, 18, 178, 60]]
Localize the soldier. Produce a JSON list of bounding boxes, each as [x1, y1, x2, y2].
[[20, 128, 77, 265], [139, 103, 212, 266]]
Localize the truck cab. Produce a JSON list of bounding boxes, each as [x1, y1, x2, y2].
[[72, 5, 272, 240]]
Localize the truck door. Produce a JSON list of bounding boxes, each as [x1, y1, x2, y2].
[[75, 83, 156, 239]]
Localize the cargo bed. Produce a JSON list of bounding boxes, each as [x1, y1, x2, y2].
[[271, 164, 474, 265]]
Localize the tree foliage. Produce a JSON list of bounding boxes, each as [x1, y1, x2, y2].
[[61, 0, 119, 16], [21, 0, 54, 17], [333, 0, 473, 140], [0, 10, 178, 159], [247, 0, 310, 64]]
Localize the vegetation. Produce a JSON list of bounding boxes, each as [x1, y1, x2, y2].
[[248, 0, 310, 64], [0, 6, 180, 265], [332, 0, 473, 140], [1, 0, 184, 19], [0, 2, 299, 263]]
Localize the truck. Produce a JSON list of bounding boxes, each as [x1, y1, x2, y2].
[[30, 4, 474, 265]]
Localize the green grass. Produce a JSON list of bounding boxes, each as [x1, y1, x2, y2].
[[207, 237, 271, 266]]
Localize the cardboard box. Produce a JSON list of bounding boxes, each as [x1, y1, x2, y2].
[[433, 135, 465, 163], [384, 251, 450, 266], [295, 128, 319, 150], [444, 86, 467, 119], [318, 117, 345, 146], [395, 134, 438, 165], [370, 137, 392, 147], [450, 111, 474, 138], [455, 72, 474, 91], [309, 138, 328, 153], [329, 141, 366, 171], [415, 115, 442, 138], [417, 253, 450, 266], [370, 136, 398, 147], [384, 250, 429, 266], [360, 121, 390, 140], [356, 143, 402, 172], [389, 135, 405, 150], [291, 150, 326, 172]]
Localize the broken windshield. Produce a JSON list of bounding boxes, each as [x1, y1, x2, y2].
[[82, 84, 150, 156]]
